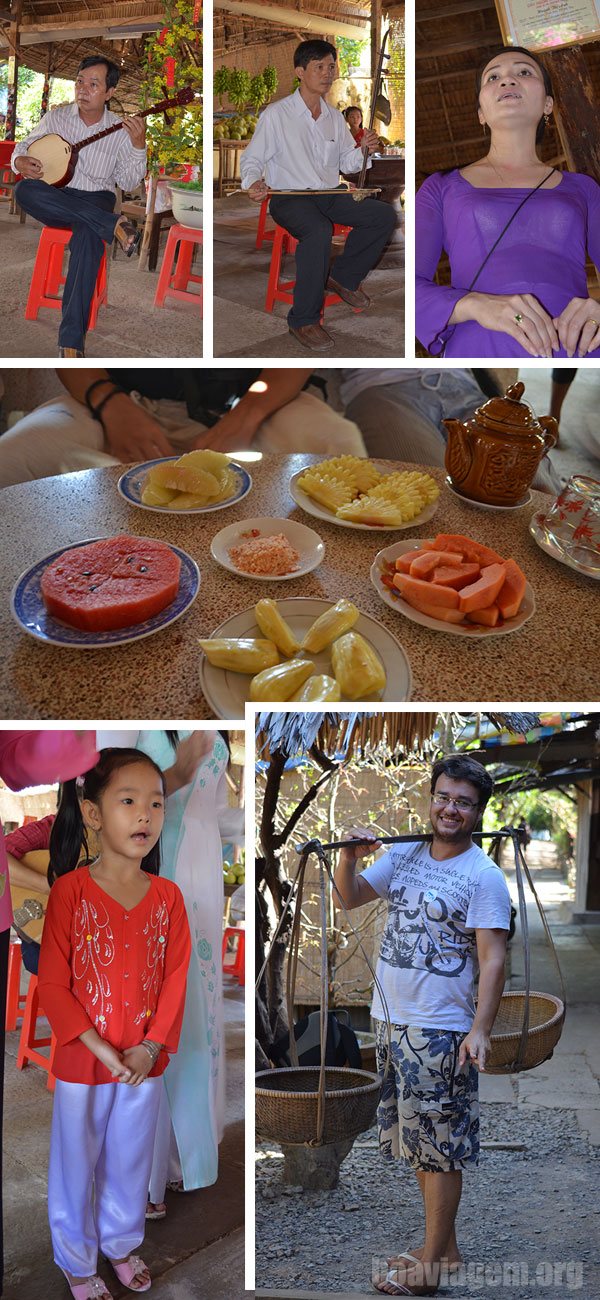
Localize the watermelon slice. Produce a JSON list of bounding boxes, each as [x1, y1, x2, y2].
[[41, 535, 181, 632]]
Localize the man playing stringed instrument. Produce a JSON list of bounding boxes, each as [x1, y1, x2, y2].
[[240, 40, 396, 353], [11, 55, 147, 358]]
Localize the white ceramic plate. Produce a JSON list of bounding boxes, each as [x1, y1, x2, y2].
[[529, 509, 600, 581], [210, 516, 325, 581], [199, 597, 412, 717], [370, 539, 536, 638], [445, 477, 532, 511], [118, 457, 252, 515], [289, 464, 440, 532], [11, 536, 200, 648]]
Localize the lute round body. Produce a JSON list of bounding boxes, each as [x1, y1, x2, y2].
[[26, 134, 77, 187]]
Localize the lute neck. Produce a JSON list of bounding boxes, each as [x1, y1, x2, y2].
[[73, 103, 155, 153]]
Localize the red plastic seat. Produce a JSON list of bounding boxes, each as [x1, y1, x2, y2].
[[265, 223, 354, 313], [5, 939, 26, 1032], [154, 223, 202, 312], [25, 226, 107, 329], [222, 926, 245, 987], [256, 196, 276, 249], [16, 973, 57, 1091]]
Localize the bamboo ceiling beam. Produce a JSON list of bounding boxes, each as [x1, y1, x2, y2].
[[416, 29, 501, 56], [14, 11, 165, 30], [417, 0, 494, 15]]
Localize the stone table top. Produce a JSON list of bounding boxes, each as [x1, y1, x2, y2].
[[0, 455, 598, 718]]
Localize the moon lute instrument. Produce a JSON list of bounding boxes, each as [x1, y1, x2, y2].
[[26, 86, 195, 187]]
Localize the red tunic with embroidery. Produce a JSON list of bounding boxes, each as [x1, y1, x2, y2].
[[38, 866, 191, 1084]]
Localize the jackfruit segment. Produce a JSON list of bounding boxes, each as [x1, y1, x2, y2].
[[331, 631, 387, 699], [301, 599, 360, 653], [249, 658, 314, 702], [198, 638, 279, 673]]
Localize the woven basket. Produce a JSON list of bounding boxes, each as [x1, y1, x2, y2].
[[256, 1066, 382, 1146], [486, 991, 565, 1074]]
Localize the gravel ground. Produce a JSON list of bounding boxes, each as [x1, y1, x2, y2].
[[256, 1104, 600, 1298]]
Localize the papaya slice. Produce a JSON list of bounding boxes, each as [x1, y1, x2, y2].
[[466, 605, 500, 627], [432, 533, 505, 567], [393, 572, 460, 609], [431, 562, 480, 589], [403, 592, 465, 623], [394, 549, 432, 573], [458, 563, 507, 614], [497, 558, 527, 619], [410, 550, 464, 577]]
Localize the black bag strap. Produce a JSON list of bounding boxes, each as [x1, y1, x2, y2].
[[466, 167, 557, 294], [432, 166, 557, 355]]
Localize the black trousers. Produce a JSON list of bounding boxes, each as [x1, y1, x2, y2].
[[15, 180, 117, 350], [0, 928, 9, 1297], [268, 192, 396, 328]]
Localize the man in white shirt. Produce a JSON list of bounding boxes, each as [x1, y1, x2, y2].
[[240, 40, 396, 353], [12, 55, 147, 358], [333, 755, 511, 1297]]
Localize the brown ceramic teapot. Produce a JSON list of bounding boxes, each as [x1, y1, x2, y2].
[[443, 381, 558, 506]]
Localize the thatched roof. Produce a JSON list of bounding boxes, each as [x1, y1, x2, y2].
[[0, 1, 166, 105], [416, 0, 600, 185], [255, 710, 541, 764], [215, 0, 403, 58]]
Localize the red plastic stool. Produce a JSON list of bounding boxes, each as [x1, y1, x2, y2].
[[25, 226, 107, 328], [6, 939, 26, 1032], [154, 224, 202, 311], [256, 196, 276, 249], [265, 223, 354, 313], [222, 926, 245, 987], [16, 974, 57, 1091]]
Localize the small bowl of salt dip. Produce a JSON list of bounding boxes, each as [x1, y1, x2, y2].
[[210, 516, 325, 581]]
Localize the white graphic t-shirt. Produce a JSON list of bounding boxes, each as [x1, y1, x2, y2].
[[361, 840, 511, 1032]]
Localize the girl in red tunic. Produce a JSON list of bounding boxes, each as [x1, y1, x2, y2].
[[38, 749, 191, 1300]]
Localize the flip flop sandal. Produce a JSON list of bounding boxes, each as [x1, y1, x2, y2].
[[108, 1255, 151, 1292], [60, 1271, 113, 1300], [145, 1202, 167, 1220], [373, 1277, 437, 1298]]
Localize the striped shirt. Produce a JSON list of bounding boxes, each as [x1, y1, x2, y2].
[[11, 101, 147, 194]]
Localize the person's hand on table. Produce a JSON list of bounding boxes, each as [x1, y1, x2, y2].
[[246, 179, 269, 203], [101, 396, 174, 462], [552, 298, 600, 357], [451, 291, 559, 357], [192, 402, 262, 452], [14, 155, 44, 179]]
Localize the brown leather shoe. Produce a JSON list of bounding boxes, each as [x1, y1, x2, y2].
[[288, 323, 335, 352], [114, 217, 142, 257], [327, 276, 370, 309]]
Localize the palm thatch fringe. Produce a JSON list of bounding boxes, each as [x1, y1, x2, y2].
[[256, 711, 541, 765]]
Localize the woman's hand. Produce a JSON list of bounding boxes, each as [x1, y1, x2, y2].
[[552, 298, 600, 357], [121, 1045, 155, 1086], [164, 730, 215, 795], [452, 291, 559, 357]]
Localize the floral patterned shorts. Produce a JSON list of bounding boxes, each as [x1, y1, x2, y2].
[[374, 1020, 479, 1172]]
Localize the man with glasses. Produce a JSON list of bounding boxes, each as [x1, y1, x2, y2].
[[333, 754, 511, 1297]]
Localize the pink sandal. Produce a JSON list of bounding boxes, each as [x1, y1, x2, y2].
[[60, 1271, 113, 1300], [108, 1255, 151, 1292]]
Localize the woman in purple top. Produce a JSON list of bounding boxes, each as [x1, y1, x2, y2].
[[416, 45, 600, 360]]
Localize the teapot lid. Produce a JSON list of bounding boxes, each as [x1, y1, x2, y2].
[[475, 381, 542, 435]]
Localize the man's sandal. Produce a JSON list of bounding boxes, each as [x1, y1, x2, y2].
[[108, 1255, 151, 1292], [114, 218, 142, 258], [60, 1271, 113, 1300]]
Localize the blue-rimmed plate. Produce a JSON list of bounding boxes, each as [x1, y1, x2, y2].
[[118, 458, 252, 514], [10, 536, 201, 648]]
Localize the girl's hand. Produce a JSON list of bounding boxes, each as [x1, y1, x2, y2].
[[121, 1044, 155, 1086], [552, 297, 600, 357], [454, 291, 559, 357], [97, 1042, 132, 1082]]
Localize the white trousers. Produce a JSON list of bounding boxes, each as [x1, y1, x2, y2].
[[0, 390, 366, 487], [48, 1078, 162, 1278]]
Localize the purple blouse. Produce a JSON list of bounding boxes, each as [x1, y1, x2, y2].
[[416, 169, 600, 358]]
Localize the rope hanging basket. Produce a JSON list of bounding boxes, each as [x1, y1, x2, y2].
[[484, 990, 565, 1074], [256, 1065, 382, 1146]]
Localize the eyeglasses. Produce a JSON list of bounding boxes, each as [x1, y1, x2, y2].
[[431, 793, 479, 812]]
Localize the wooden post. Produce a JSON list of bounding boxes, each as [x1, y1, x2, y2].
[[544, 45, 600, 185], [40, 42, 53, 117], [5, 0, 23, 141], [139, 173, 158, 270]]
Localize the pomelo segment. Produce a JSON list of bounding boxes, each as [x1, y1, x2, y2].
[[41, 535, 181, 632]]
